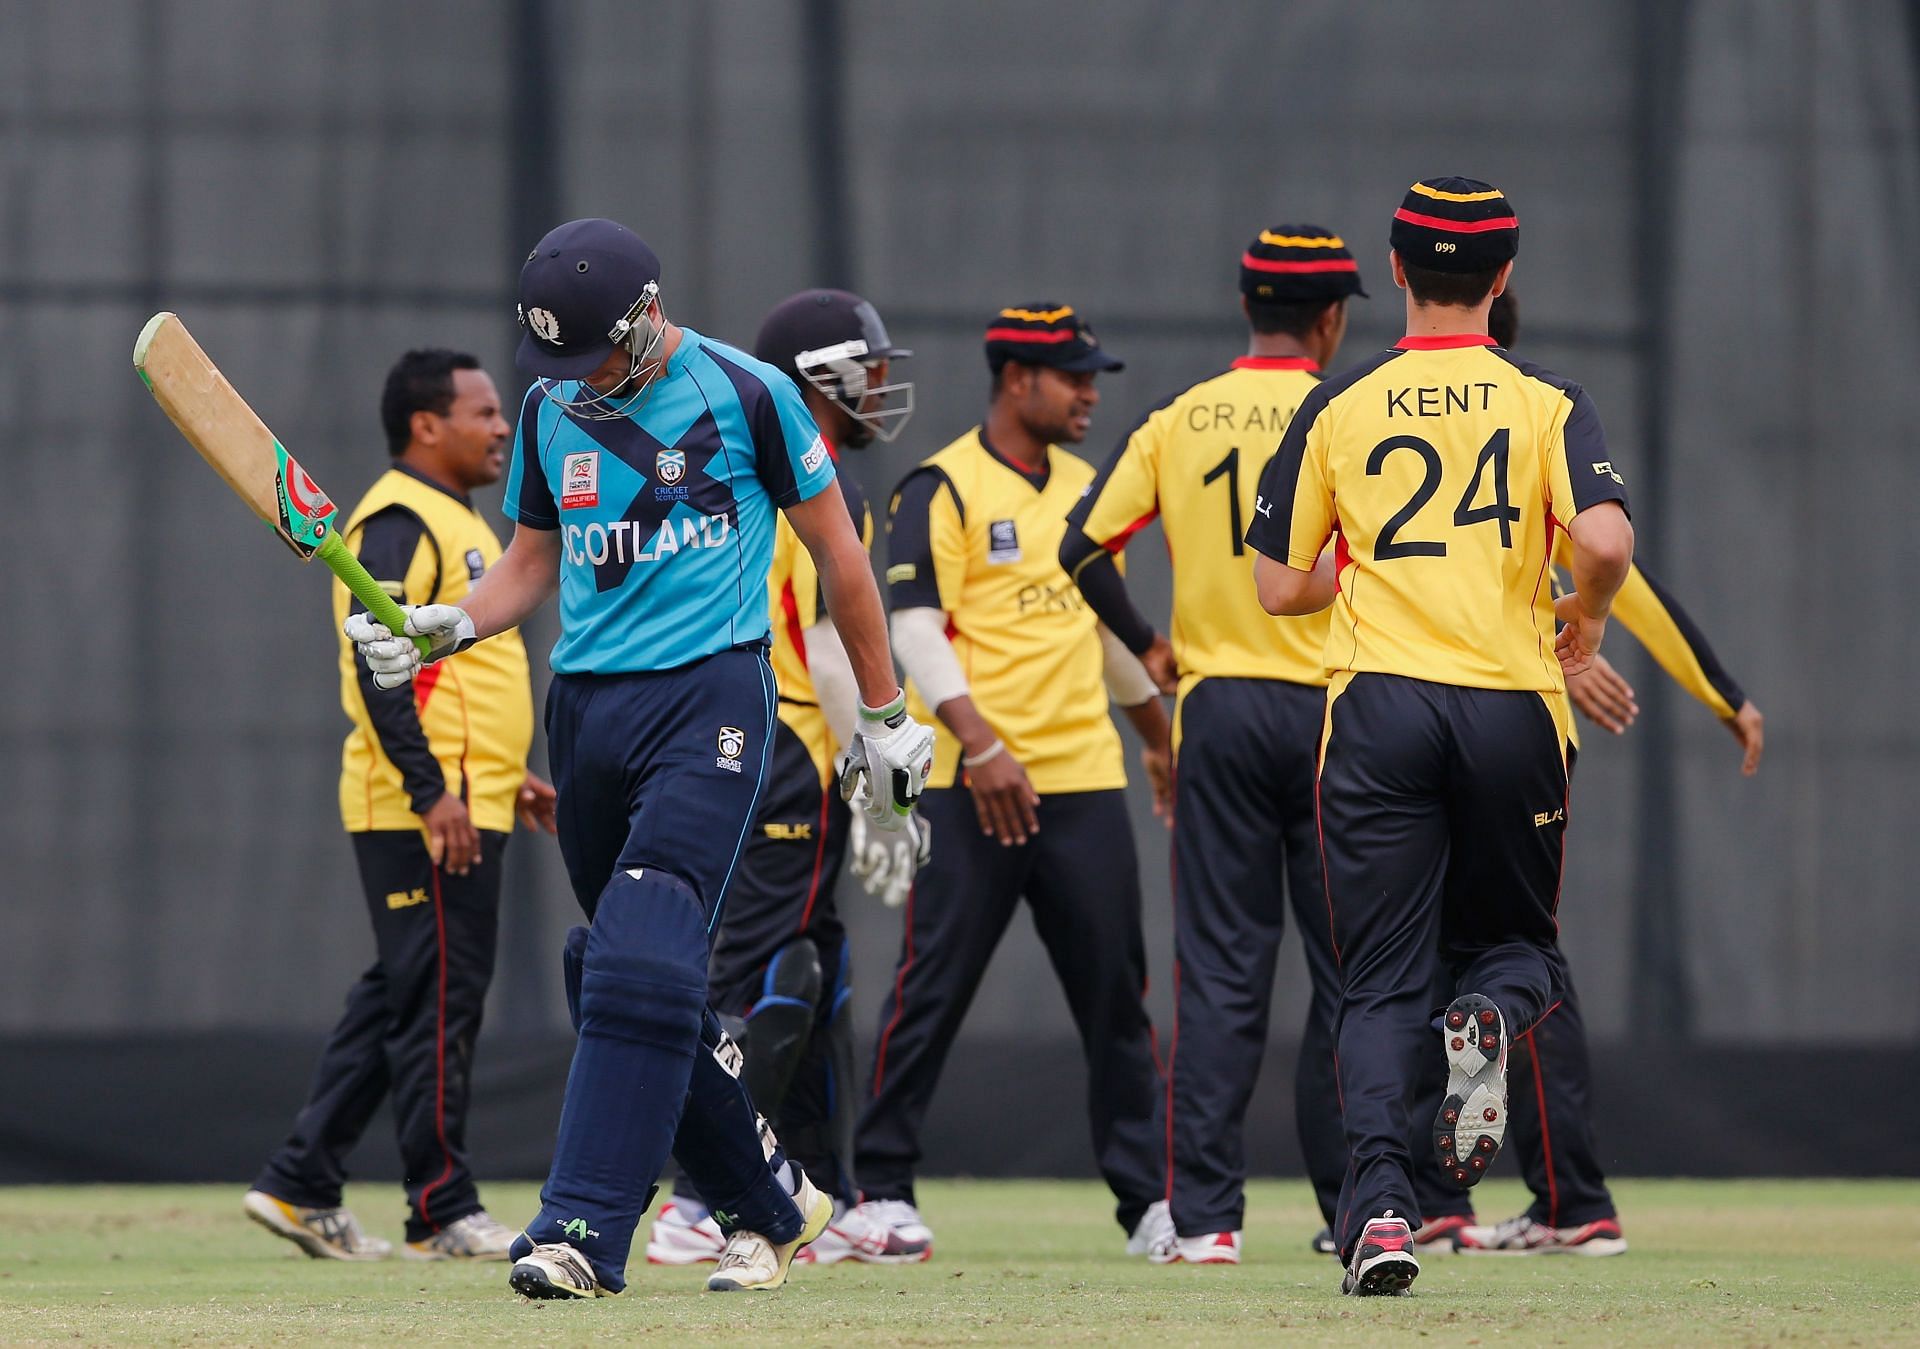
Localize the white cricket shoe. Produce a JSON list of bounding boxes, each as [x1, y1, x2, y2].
[[1126, 1198, 1175, 1256], [402, 1209, 517, 1261], [796, 1201, 932, 1264], [243, 1189, 392, 1261], [508, 1242, 618, 1298], [706, 1170, 834, 1292], [645, 1199, 727, 1265], [1151, 1230, 1242, 1265], [855, 1197, 935, 1250]]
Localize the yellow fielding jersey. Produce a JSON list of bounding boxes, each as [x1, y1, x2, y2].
[[1248, 336, 1630, 693], [887, 428, 1124, 794], [768, 464, 872, 785], [1068, 357, 1331, 690], [337, 467, 533, 833]]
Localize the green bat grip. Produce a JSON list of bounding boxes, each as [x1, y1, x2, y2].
[[316, 532, 434, 657]]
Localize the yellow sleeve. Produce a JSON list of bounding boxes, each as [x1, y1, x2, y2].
[[1608, 564, 1745, 720], [1074, 410, 1164, 552]]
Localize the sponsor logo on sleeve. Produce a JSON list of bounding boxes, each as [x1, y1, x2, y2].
[[886, 563, 918, 584], [464, 548, 486, 580], [801, 435, 829, 475], [561, 451, 600, 509], [1591, 461, 1624, 484], [987, 518, 1021, 564]]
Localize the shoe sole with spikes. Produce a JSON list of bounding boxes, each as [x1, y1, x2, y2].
[[1434, 994, 1507, 1189]]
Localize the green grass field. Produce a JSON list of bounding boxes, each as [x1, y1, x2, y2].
[[1, 1179, 1915, 1345]]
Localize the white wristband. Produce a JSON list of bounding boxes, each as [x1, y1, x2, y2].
[[961, 739, 1006, 768]]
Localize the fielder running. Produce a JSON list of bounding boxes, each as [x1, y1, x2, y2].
[[1247, 178, 1635, 1295], [349, 219, 933, 1299]]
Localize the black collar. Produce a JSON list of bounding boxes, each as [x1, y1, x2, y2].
[[393, 461, 473, 509], [977, 427, 1050, 493]]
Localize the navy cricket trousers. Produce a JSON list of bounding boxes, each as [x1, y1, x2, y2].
[[522, 648, 803, 1289], [1167, 677, 1344, 1238], [1318, 674, 1569, 1259]]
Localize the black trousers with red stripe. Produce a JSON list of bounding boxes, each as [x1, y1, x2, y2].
[[854, 786, 1165, 1233], [254, 829, 504, 1243], [1167, 677, 1345, 1238], [1317, 674, 1568, 1258]]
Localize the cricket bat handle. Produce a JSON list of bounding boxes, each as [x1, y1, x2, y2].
[[317, 532, 435, 658]]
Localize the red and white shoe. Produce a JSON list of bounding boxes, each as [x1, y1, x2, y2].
[[1456, 1213, 1628, 1256], [1341, 1211, 1418, 1296], [1149, 1230, 1242, 1265], [1413, 1212, 1474, 1254], [795, 1202, 932, 1264], [644, 1200, 726, 1265]]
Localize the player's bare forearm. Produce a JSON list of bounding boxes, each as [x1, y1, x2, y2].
[[1564, 502, 1634, 619], [788, 483, 902, 708], [933, 693, 1000, 760], [1256, 550, 1336, 616], [462, 523, 561, 640]]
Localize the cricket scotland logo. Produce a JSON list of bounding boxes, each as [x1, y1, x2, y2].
[[715, 725, 746, 774], [656, 447, 687, 486]]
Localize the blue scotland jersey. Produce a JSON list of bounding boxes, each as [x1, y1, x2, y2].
[[504, 328, 836, 673]]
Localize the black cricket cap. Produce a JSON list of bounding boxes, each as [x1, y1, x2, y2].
[[755, 288, 910, 380], [1390, 178, 1519, 274], [516, 218, 662, 379], [1239, 225, 1367, 302], [984, 303, 1123, 375]]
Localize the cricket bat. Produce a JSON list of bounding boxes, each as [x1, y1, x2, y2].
[[133, 312, 430, 656]]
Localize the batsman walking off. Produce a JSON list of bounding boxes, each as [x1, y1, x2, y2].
[[349, 218, 933, 1299]]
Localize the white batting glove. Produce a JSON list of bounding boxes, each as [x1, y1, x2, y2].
[[344, 604, 476, 690], [847, 809, 932, 908], [835, 693, 935, 832]]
